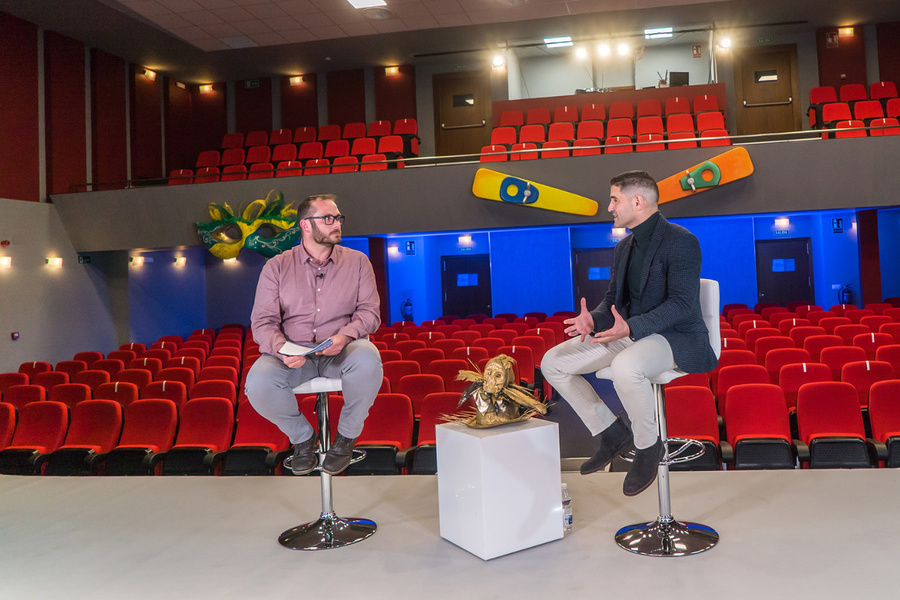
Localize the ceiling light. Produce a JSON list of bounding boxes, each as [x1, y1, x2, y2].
[[617, 43, 631, 56], [544, 36, 573, 48], [347, 0, 386, 7], [492, 54, 505, 68], [575, 47, 588, 60], [644, 27, 673, 40], [597, 44, 611, 57]]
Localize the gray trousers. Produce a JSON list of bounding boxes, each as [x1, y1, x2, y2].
[[244, 339, 383, 444], [541, 334, 675, 449]]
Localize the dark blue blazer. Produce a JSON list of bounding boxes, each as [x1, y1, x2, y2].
[[590, 213, 718, 374]]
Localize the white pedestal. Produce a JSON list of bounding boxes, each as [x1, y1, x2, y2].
[[436, 418, 563, 560]]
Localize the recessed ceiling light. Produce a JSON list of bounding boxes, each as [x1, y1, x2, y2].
[[597, 44, 610, 56], [346, 0, 386, 8], [617, 42, 631, 56], [544, 36, 573, 48], [575, 47, 588, 60], [361, 6, 395, 19]]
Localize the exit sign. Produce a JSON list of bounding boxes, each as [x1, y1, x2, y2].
[[244, 79, 260, 89]]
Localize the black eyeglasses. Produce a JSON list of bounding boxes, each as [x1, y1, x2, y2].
[[305, 214, 345, 225]]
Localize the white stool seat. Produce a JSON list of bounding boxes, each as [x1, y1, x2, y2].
[[596, 366, 685, 386], [292, 377, 342, 395]]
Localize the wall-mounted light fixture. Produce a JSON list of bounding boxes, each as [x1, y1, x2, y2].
[[289, 75, 303, 86], [199, 84, 214, 94], [46, 257, 63, 268], [458, 235, 473, 246], [387, 244, 400, 257], [0, 256, 10, 269], [718, 37, 732, 50], [838, 27, 855, 38], [575, 47, 589, 60], [544, 36, 573, 48], [385, 66, 400, 75], [611, 227, 627, 239], [174, 256, 187, 267], [597, 44, 611, 57], [491, 54, 505, 68], [130, 256, 145, 267], [224, 257, 238, 264], [774, 217, 790, 229], [617, 42, 631, 56], [141, 68, 157, 81]]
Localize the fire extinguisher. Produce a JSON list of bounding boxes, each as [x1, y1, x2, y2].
[[838, 284, 852, 306], [400, 299, 413, 322]]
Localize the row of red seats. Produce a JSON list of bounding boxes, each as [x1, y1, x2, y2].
[[665, 379, 900, 470], [499, 95, 722, 130], [220, 120, 419, 149], [494, 112, 727, 146], [808, 81, 898, 127], [480, 132, 728, 161], [171, 155, 400, 184]]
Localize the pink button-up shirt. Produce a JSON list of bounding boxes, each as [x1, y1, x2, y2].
[[250, 243, 381, 356]]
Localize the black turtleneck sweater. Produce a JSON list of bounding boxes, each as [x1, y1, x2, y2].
[[624, 211, 660, 318]]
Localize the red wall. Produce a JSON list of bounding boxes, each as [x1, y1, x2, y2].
[[191, 83, 227, 158], [374, 65, 416, 123], [164, 78, 194, 173], [327, 70, 366, 126], [131, 65, 163, 180], [0, 12, 40, 201], [91, 49, 127, 188], [281, 74, 318, 130], [876, 22, 900, 86], [816, 26, 867, 89], [235, 78, 272, 134], [45, 31, 86, 196]]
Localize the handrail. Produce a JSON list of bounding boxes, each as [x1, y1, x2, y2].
[[69, 122, 899, 192]]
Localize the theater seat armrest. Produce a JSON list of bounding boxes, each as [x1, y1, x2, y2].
[[266, 448, 292, 469], [146, 451, 167, 469], [867, 438, 888, 462], [794, 440, 809, 463], [395, 448, 414, 471], [203, 451, 227, 470], [719, 441, 733, 464]]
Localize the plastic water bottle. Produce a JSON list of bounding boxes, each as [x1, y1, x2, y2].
[[561, 483, 573, 533]]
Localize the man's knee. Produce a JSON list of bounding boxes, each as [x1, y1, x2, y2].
[[244, 355, 286, 398], [342, 339, 383, 380]]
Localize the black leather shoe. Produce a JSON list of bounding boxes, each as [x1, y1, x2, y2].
[[290, 434, 319, 475], [322, 434, 357, 475], [623, 438, 665, 497], [580, 418, 634, 475]]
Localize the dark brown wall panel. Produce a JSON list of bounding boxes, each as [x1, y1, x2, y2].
[[45, 31, 87, 195], [327, 70, 365, 126], [164, 78, 194, 173], [191, 83, 227, 157], [235, 78, 272, 135], [876, 22, 900, 87], [816, 26, 867, 89], [91, 49, 127, 188], [280, 74, 318, 130], [0, 12, 40, 201], [131, 65, 163, 180], [374, 65, 416, 123]]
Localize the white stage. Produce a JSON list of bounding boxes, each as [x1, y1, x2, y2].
[[0, 469, 897, 599]]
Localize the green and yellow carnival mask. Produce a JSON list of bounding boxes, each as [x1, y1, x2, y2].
[[195, 190, 301, 259]]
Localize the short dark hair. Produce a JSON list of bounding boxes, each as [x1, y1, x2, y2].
[[610, 171, 659, 204], [296, 193, 337, 223]]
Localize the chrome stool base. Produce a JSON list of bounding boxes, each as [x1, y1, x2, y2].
[[279, 514, 377, 551], [615, 518, 719, 557]]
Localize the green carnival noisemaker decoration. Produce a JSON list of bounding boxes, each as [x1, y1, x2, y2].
[[195, 189, 301, 259]]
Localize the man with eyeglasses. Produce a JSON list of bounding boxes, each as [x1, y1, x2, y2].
[[246, 193, 382, 475]]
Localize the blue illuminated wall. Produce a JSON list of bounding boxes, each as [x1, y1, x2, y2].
[[878, 207, 900, 301]]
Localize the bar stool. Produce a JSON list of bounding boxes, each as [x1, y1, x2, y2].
[[596, 278, 721, 556], [279, 377, 376, 550]]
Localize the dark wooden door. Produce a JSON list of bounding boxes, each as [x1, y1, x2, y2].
[[573, 248, 615, 308], [755, 238, 814, 306], [441, 254, 492, 317], [432, 70, 492, 156], [734, 45, 802, 135]]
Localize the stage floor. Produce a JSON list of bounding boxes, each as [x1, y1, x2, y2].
[[0, 468, 897, 599]]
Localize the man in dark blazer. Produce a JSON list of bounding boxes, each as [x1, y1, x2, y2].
[[542, 170, 718, 496]]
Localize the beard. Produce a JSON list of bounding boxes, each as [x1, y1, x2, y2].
[[310, 220, 341, 247]]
